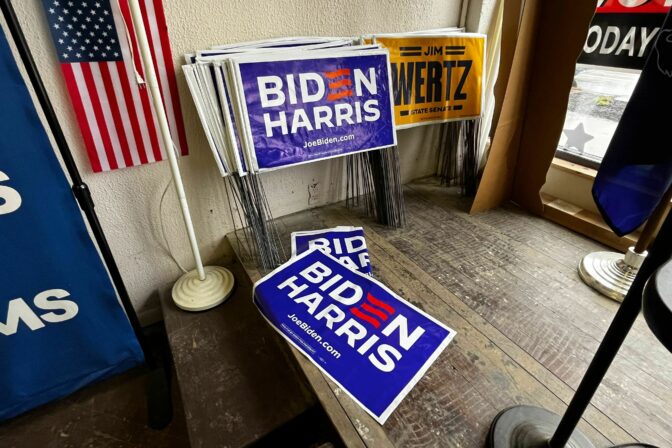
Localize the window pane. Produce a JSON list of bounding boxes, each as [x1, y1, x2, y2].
[[557, 64, 640, 167]]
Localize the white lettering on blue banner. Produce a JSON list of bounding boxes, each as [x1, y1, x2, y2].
[[253, 248, 455, 423], [234, 50, 397, 171], [291, 226, 372, 276]]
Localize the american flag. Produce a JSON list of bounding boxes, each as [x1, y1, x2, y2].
[[42, 0, 188, 172]]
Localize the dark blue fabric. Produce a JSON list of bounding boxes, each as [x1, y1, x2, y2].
[[0, 29, 143, 421], [593, 11, 672, 236]]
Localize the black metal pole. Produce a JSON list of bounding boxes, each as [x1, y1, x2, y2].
[[548, 210, 672, 447], [0, 0, 151, 362]]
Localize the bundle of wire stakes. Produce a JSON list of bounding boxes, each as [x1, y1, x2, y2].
[[436, 118, 480, 196], [223, 174, 285, 271], [346, 146, 406, 228]]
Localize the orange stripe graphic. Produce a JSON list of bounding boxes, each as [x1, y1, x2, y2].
[[329, 79, 352, 89], [327, 90, 353, 101], [324, 68, 351, 79]]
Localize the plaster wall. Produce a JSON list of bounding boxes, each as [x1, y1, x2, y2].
[[9, 0, 466, 318]]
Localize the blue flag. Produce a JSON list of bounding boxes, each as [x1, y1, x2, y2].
[[593, 11, 672, 236], [0, 29, 143, 420], [253, 248, 454, 423]]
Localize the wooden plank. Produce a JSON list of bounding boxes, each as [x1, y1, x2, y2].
[[408, 185, 672, 376], [230, 208, 620, 447], [160, 261, 315, 448], [541, 192, 638, 252], [383, 182, 671, 446], [320, 206, 626, 446], [550, 158, 597, 181], [413, 183, 672, 384], [227, 179, 672, 447]]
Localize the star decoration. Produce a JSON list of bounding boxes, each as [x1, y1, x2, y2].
[[563, 123, 594, 153]]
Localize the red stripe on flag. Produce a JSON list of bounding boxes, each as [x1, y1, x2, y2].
[[61, 64, 102, 173], [80, 63, 118, 170], [152, 0, 189, 155], [138, 0, 169, 142], [137, 86, 164, 162], [132, 1, 168, 161], [115, 61, 149, 165], [99, 63, 133, 167], [118, 1, 145, 80], [118, 0, 162, 162]]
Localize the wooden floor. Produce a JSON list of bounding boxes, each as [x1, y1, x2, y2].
[[0, 369, 190, 448], [232, 177, 672, 448]]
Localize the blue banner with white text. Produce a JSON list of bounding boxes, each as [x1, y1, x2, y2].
[[253, 248, 454, 423], [0, 29, 143, 421], [236, 51, 396, 171], [292, 226, 373, 276]]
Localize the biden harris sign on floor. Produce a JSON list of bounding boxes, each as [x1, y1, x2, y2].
[[0, 29, 143, 420], [291, 226, 372, 276], [232, 49, 396, 171], [253, 248, 454, 423]]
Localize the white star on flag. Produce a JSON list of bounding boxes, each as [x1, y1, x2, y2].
[[41, 0, 189, 172]]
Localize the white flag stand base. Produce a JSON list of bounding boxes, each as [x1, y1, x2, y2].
[[172, 266, 235, 312], [578, 246, 647, 302]]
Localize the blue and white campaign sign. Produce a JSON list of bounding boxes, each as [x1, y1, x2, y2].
[[292, 226, 373, 276], [233, 49, 397, 171], [0, 29, 143, 421], [253, 248, 455, 423]]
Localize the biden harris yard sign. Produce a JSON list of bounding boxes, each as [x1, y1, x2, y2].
[[233, 49, 396, 171], [292, 226, 373, 276], [253, 248, 455, 423], [0, 29, 143, 420]]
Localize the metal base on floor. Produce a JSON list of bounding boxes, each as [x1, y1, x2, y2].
[[609, 445, 660, 448], [172, 266, 235, 312], [579, 247, 647, 302], [487, 405, 594, 448]]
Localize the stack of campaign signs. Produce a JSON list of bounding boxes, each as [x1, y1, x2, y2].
[[255, 226, 455, 424], [183, 37, 402, 268], [182, 30, 486, 268], [183, 37, 396, 175]]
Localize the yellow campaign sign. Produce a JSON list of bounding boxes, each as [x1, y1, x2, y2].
[[374, 35, 485, 128]]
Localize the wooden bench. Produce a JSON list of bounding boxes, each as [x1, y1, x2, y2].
[[160, 258, 316, 448]]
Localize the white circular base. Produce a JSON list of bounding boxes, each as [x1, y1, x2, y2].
[[578, 248, 645, 302], [172, 266, 235, 312]]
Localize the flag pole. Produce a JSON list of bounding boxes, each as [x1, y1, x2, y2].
[[579, 186, 672, 302], [126, 0, 234, 311], [0, 0, 151, 353]]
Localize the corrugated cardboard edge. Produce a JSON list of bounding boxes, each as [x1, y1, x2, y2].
[[471, 0, 595, 215]]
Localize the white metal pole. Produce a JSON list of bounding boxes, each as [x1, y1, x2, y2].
[[127, 0, 206, 281]]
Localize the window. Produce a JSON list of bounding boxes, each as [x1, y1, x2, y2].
[[555, 0, 668, 169], [556, 64, 640, 169]]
